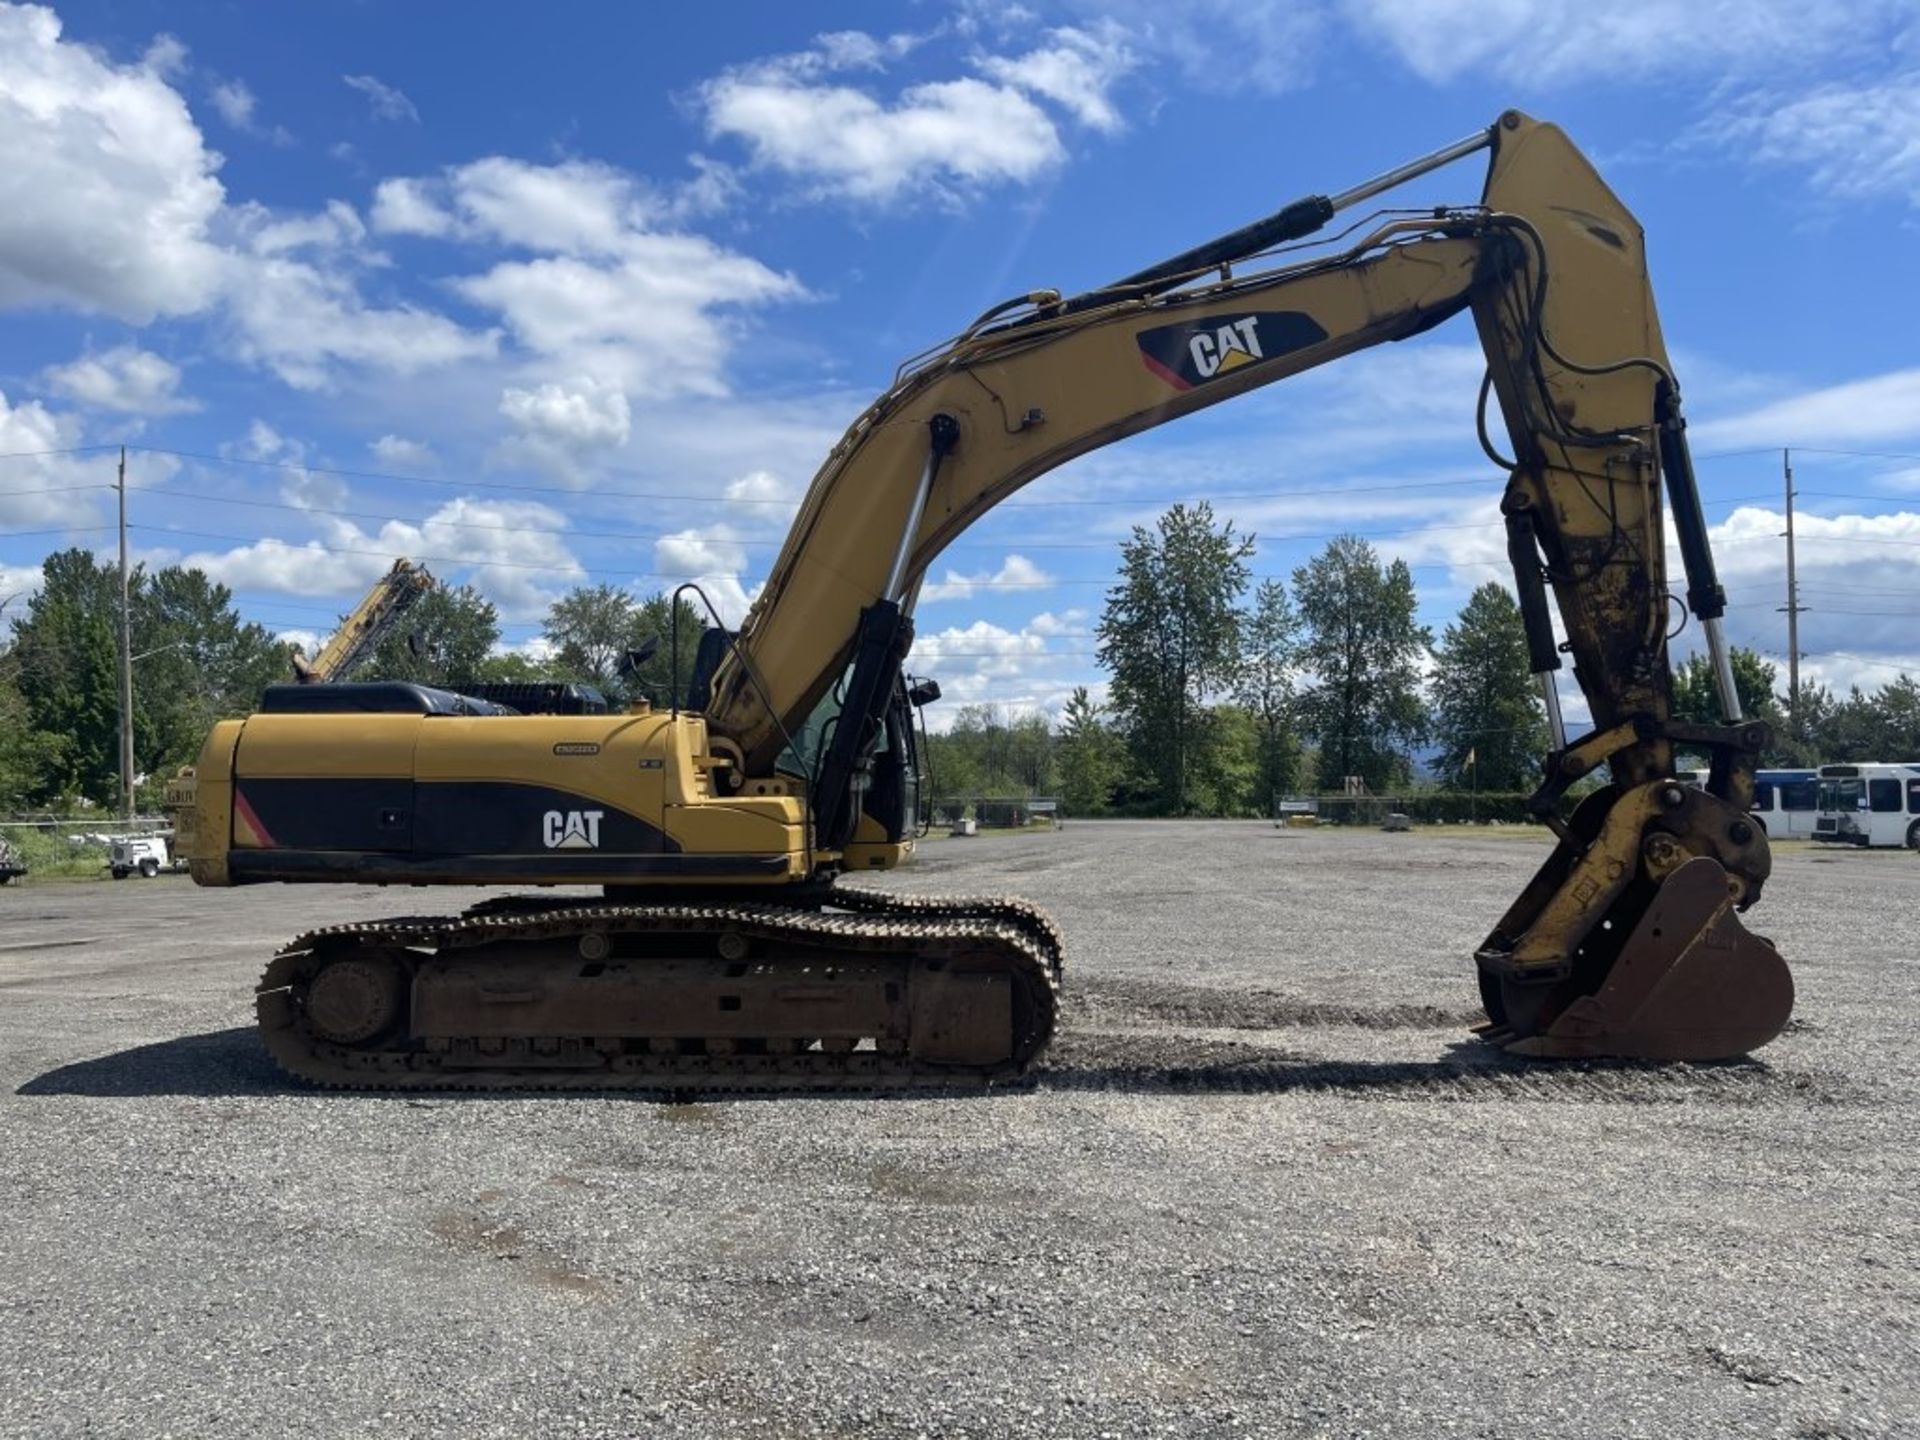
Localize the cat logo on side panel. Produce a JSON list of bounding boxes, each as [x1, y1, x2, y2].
[[542, 810, 605, 849]]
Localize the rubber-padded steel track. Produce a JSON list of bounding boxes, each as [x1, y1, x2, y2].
[[255, 886, 1063, 1093]]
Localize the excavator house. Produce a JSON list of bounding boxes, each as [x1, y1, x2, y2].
[[170, 111, 1794, 1090]]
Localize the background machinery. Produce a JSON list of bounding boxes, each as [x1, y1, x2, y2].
[[288, 558, 435, 684], [172, 111, 1793, 1089]]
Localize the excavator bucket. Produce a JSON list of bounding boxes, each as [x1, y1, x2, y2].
[[1497, 856, 1794, 1061]]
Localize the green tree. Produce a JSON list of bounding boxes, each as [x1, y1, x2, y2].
[[1188, 702, 1261, 815], [134, 566, 286, 772], [7, 549, 287, 806], [1671, 646, 1783, 730], [1292, 535, 1430, 791], [1670, 646, 1792, 766], [1054, 686, 1120, 816], [1097, 502, 1253, 813], [1429, 583, 1548, 791], [542, 585, 703, 704], [7, 550, 120, 802], [0, 639, 62, 809], [629, 591, 707, 706], [467, 650, 551, 685], [367, 584, 502, 687], [1810, 675, 1920, 762], [1235, 578, 1302, 811]]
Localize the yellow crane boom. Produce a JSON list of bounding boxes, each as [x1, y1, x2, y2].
[[289, 559, 435, 684]]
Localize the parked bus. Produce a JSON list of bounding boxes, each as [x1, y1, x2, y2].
[[1813, 763, 1920, 848], [1675, 767, 1820, 839]]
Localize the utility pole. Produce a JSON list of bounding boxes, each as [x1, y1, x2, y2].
[[117, 447, 134, 823], [1775, 448, 1805, 739]]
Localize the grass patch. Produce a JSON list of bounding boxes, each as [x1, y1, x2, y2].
[[0, 826, 113, 882]]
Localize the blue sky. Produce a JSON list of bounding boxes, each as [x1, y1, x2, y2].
[[3, 0, 1919, 726]]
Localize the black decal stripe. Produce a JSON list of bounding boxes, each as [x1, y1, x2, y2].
[[1135, 310, 1330, 390], [234, 778, 679, 856], [228, 851, 789, 884]]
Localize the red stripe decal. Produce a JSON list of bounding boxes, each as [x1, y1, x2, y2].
[[233, 788, 277, 848], [1139, 351, 1193, 391]]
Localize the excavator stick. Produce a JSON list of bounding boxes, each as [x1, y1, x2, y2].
[[1474, 782, 1794, 1062]]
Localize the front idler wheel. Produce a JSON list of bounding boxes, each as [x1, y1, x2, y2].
[[303, 950, 408, 1047]]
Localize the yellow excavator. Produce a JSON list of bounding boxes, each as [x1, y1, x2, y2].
[[171, 111, 1793, 1090], [288, 559, 435, 684]]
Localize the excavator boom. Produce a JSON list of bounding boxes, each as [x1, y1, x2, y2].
[[175, 112, 1791, 1087], [290, 558, 435, 684]]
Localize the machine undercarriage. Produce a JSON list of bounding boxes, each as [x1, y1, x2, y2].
[[256, 887, 1062, 1091]]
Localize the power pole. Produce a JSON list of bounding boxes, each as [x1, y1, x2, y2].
[[117, 447, 134, 822], [1776, 447, 1804, 740]]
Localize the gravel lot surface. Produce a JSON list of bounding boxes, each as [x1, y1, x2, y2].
[[2, 820, 1915, 1439]]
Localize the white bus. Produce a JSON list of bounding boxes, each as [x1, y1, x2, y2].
[[1813, 763, 1920, 849], [1675, 767, 1820, 839]]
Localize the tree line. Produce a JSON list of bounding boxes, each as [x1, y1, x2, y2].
[[928, 504, 1550, 816], [5, 524, 1918, 818], [931, 503, 1920, 817]]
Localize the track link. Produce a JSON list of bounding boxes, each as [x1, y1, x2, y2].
[[256, 887, 1063, 1093]]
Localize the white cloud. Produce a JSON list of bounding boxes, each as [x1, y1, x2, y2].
[[699, 27, 1117, 204], [432, 157, 640, 254], [908, 615, 1091, 722], [210, 78, 253, 129], [369, 176, 455, 237], [178, 535, 388, 598], [369, 434, 436, 469], [723, 468, 799, 511], [455, 236, 802, 399], [496, 632, 557, 664], [500, 378, 631, 446], [0, 13, 494, 392], [1707, 504, 1920, 672], [233, 418, 294, 462], [275, 626, 322, 659], [1028, 607, 1088, 636], [1050, 0, 1325, 96], [1337, 0, 1895, 86], [977, 22, 1137, 132], [222, 245, 498, 391], [342, 73, 418, 123], [372, 155, 738, 246], [653, 524, 754, 624], [368, 157, 806, 400], [0, 563, 44, 618], [496, 376, 632, 482], [232, 197, 368, 256], [208, 76, 291, 144], [183, 493, 585, 620], [1390, 489, 1920, 707], [1694, 71, 1920, 208], [0, 387, 111, 527], [1694, 367, 1920, 449], [920, 552, 1054, 603], [43, 346, 196, 415], [0, 4, 227, 321]]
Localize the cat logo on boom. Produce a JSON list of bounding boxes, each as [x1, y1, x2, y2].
[[1136, 310, 1329, 392], [542, 810, 605, 849]]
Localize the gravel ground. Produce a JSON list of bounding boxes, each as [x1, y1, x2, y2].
[[2, 820, 1915, 1439]]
